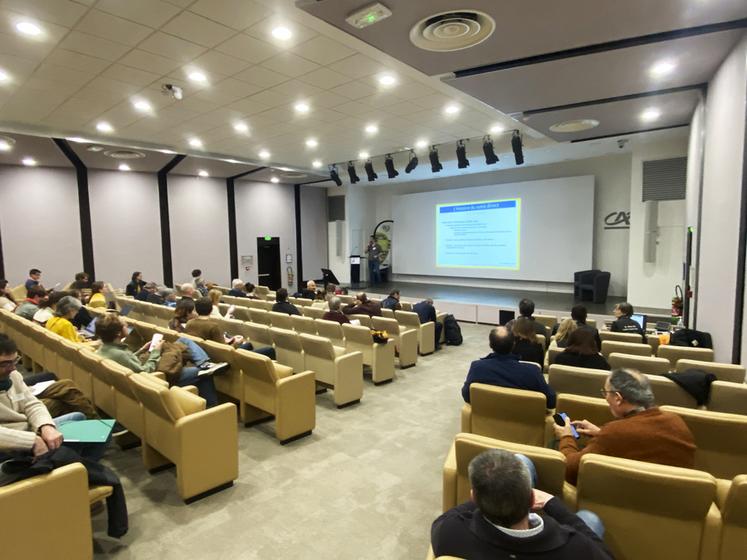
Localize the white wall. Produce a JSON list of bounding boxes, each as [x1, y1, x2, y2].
[[695, 35, 747, 362], [88, 170, 163, 285], [300, 186, 328, 282], [684, 100, 706, 325], [0, 165, 83, 288], [168, 175, 231, 287], [234, 180, 297, 291]]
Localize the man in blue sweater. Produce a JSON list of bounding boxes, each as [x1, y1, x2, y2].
[[461, 326, 556, 408]]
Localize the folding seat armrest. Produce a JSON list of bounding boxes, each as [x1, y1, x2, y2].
[[274, 362, 294, 379], [461, 403, 472, 432], [175, 403, 238, 478], [442, 442, 458, 512], [334, 350, 363, 367], [715, 478, 732, 509], [181, 385, 199, 396], [169, 386, 206, 415], [700, 502, 722, 560], [276, 370, 316, 438]]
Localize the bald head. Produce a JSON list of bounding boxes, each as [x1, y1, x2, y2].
[[307, 280, 316, 291], [356, 292, 368, 304], [489, 326, 514, 354]]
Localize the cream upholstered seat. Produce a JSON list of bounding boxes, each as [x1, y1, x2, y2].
[[299, 333, 363, 407], [371, 316, 418, 368], [675, 359, 745, 384], [268, 311, 294, 329], [291, 314, 317, 335], [599, 330, 643, 343], [230, 305, 252, 322], [381, 307, 395, 318], [461, 383, 554, 446], [348, 313, 372, 328], [576, 454, 719, 560], [254, 285, 270, 300], [396, 310, 435, 355], [718, 475, 747, 560], [314, 318, 346, 347], [197, 339, 243, 411], [128, 374, 238, 502], [248, 308, 271, 325], [646, 375, 698, 408], [658, 345, 715, 368], [601, 340, 652, 358], [234, 349, 315, 444], [548, 365, 610, 399], [555, 393, 615, 431], [400, 301, 413, 311], [708, 381, 747, 415], [533, 314, 557, 332], [342, 323, 395, 384], [269, 327, 306, 373], [243, 322, 275, 348], [608, 352, 671, 375], [301, 305, 324, 319]]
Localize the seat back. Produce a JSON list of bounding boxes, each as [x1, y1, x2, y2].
[[708, 381, 747, 415], [298, 333, 336, 361], [291, 314, 317, 335], [301, 306, 325, 319], [601, 340, 652, 358], [381, 308, 395, 318], [660, 405, 747, 480], [576, 454, 717, 560], [548, 365, 610, 399], [608, 353, 671, 375], [533, 314, 557, 330], [400, 301, 413, 311], [230, 306, 252, 322], [234, 348, 278, 413], [268, 311, 294, 329], [270, 327, 305, 372], [675, 359, 745, 383], [129, 374, 186, 423], [646, 375, 698, 408], [371, 316, 401, 338], [546, 347, 564, 366], [342, 323, 374, 363], [199, 340, 241, 398], [720, 475, 747, 560], [248, 308, 271, 325], [349, 313, 372, 328], [254, 285, 270, 300], [600, 330, 643, 343], [244, 322, 273, 346], [555, 393, 615, 429], [658, 345, 714, 367], [468, 384, 550, 446], [314, 319, 346, 346], [395, 310, 421, 327]]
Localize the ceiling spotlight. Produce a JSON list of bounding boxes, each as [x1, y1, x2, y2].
[[258, 149, 270, 160], [162, 83, 183, 100], [364, 124, 378, 135], [429, 146, 443, 173], [270, 176, 279, 183], [0, 138, 14, 152], [483, 136, 499, 165], [96, 121, 113, 133], [329, 164, 342, 186], [132, 98, 152, 112], [16, 21, 42, 37], [377, 73, 397, 87], [640, 107, 661, 122], [158, 149, 176, 154], [188, 137, 203, 148], [650, 60, 676, 78], [188, 71, 207, 83], [118, 163, 131, 172], [347, 161, 360, 184], [294, 101, 310, 114], [271, 26, 293, 40], [384, 154, 399, 179], [444, 103, 460, 115], [0, 69, 10, 82], [364, 159, 378, 182], [21, 157, 37, 167], [233, 122, 249, 133], [305, 138, 318, 148], [511, 130, 524, 165], [490, 124, 505, 134], [312, 159, 322, 168], [358, 151, 369, 160], [456, 139, 469, 169], [67, 137, 89, 143], [198, 169, 209, 177], [405, 150, 418, 173], [414, 139, 428, 149]]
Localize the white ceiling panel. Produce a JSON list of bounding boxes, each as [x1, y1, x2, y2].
[[162, 11, 236, 48], [297, 67, 351, 89], [291, 35, 355, 66], [44, 49, 111, 73], [0, 0, 86, 27], [214, 33, 279, 64], [329, 81, 377, 101], [244, 17, 318, 49], [95, 0, 182, 29], [118, 49, 181, 75], [260, 51, 320, 78], [139, 32, 207, 63], [100, 64, 162, 87], [75, 9, 153, 46], [233, 65, 289, 88], [191, 50, 252, 76], [327, 54, 388, 80], [58, 31, 131, 61], [189, 0, 270, 31]]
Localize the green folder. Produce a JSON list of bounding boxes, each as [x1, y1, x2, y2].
[[59, 419, 115, 443]]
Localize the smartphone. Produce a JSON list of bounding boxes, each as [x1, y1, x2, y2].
[[148, 333, 164, 352], [553, 412, 579, 439]]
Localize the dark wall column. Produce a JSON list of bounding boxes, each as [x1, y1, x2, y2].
[[294, 184, 303, 289], [157, 155, 185, 287], [732, 100, 747, 363], [226, 178, 238, 281]]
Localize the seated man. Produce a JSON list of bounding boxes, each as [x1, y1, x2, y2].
[[14, 285, 46, 321], [432, 449, 612, 559], [610, 302, 645, 337], [228, 279, 247, 298], [413, 298, 442, 348], [381, 289, 402, 311], [342, 292, 382, 317], [462, 326, 556, 408], [24, 268, 42, 291], [180, 283, 197, 300], [322, 297, 350, 324], [192, 268, 208, 297], [506, 298, 549, 345], [300, 280, 317, 301], [271, 288, 300, 316], [554, 368, 696, 484], [135, 282, 157, 302], [71, 272, 90, 291]]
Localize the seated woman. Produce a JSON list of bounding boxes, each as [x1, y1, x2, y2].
[[88, 281, 107, 308], [554, 329, 611, 370], [545, 318, 577, 369], [126, 271, 145, 298], [168, 298, 196, 333], [0, 279, 16, 311], [95, 313, 224, 407], [33, 290, 67, 325], [511, 317, 545, 368], [45, 296, 85, 343], [208, 288, 232, 319]]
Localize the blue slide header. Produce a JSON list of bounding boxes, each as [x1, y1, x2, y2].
[[439, 200, 517, 213]]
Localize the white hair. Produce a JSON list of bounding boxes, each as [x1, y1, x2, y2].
[[232, 279, 243, 288], [181, 283, 194, 292]]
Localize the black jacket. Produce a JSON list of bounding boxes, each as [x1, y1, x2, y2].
[[381, 296, 401, 310], [512, 338, 545, 368], [553, 321, 601, 351], [554, 351, 611, 371], [610, 316, 644, 337], [228, 289, 247, 298], [507, 316, 548, 344], [272, 301, 300, 316], [432, 499, 613, 560]]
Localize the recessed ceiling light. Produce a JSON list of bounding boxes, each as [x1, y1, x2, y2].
[[86, 145, 104, 152], [15, 21, 42, 37], [549, 119, 600, 133], [258, 149, 271, 160], [312, 159, 322, 168], [377, 73, 397, 87], [118, 163, 131, 172], [188, 71, 207, 83], [650, 60, 677, 78], [270, 176, 279, 183], [132, 98, 152, 112], [0, 69, 10, 82], [490, 124, 505, 134], [359, 151, 369, 159], [233, 121, 249, 133], [96, 121, 113, 133], [640, 108, 661, 122], [305, 138, 318, 148], [294, 101, 310, 114], [444, 103, 460, 115], [188, 137, 203, 148], [21, 157, 37, 167], [364, 124, 379, 135], [67, 137, 89, 143], [0, 138, 14, 151], [198, 169, 209, 177], [415, 139, 428, 149], [158, 149, 176, 154], [271, 26, 293, 40]]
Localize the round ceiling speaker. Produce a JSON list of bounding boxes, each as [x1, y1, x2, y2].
[[549, 119, 600, 133], [410, 11, 495, 52], [104, 149, 146, 159]]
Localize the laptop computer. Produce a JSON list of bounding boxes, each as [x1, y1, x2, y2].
[[631, 313, 647, 331]]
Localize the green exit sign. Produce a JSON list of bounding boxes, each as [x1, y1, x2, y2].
[[264, 235, 272, 241]]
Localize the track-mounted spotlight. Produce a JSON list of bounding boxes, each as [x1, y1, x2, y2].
[[429, 145, 443, 173], [511, 130, 524, 165], [456, 139, 469, 169], [347, 161, 360, 184], [384, 154, 399, 178], [483, 136, 499, 165], [405, 150, 418, 173], [329, 164, 342, 186], [364, 159, 378, 182]]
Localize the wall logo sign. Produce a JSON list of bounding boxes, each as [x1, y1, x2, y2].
[[604, 211, 630, 230]]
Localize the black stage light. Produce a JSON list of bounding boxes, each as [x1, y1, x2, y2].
[[483, 136, 499, 165], [429, 145, 443, 172], [364, 159, 378, 182], [512, 130, 524, 165], [384, 154, 399, 178], [456, 140, 469, 169], [347, 161, 360, 184], [405, 150, 418, 173], [329, 164, 342, 186]]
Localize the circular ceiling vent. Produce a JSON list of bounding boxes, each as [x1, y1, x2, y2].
[[410, 11, 495, 52], [103, 149, 146, 160], [549, 119, 600, 133], [86, 145, 105, 152]]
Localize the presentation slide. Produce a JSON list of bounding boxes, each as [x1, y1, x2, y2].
[[392, 176, 594, 283], [436, 199, 520, 269]]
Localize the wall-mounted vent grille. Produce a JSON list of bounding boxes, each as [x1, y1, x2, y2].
[[642, 157, 687, 201], [328, 195, 345, 222]]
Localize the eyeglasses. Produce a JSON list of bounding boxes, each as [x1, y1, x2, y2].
[[0, 356, 21, 369]]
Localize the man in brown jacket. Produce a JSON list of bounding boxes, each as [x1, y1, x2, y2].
[[554, 368, 696, 484], [342, 292, 382, 317]]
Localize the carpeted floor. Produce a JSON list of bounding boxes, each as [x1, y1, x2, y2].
[[93, 322, 493, 559]]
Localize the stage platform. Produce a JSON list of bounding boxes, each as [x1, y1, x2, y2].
[[361, 281, 670, 325]]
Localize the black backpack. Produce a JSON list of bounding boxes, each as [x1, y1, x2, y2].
[[669, 328, 713, 349], [443, 314, 463, 345]]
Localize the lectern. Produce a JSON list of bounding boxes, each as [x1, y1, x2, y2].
[[350, 255, 362, 288]]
